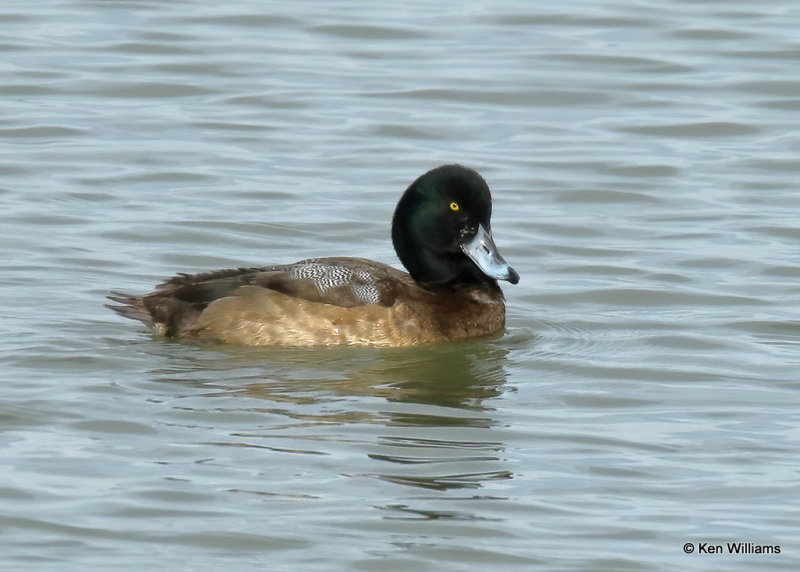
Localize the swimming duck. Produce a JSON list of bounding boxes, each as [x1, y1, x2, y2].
[[108, 164, 519, 347]]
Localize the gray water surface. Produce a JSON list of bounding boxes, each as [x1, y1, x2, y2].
[[2, 1, 800, 570]]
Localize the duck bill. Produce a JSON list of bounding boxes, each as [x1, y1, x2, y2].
[[460, 224, 519, 284]]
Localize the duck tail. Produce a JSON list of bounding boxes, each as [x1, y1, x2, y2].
[[105, 291, 153, 327]]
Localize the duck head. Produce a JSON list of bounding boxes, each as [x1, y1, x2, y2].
[[392, 165, 519, 286]]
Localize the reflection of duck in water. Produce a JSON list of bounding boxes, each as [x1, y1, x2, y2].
[[240, 342, 511, 412], [378, 343, 511, 411], [236, 343, 514, 492], [108, 165, 518, 347]]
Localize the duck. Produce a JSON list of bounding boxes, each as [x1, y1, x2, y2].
[[107, 164, 519, 347]]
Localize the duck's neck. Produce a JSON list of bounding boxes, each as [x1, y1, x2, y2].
[[421, 273, 504, 300]]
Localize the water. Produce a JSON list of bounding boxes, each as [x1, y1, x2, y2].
[[2, 0, 799, 569]]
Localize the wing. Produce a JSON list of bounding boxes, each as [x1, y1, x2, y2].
[[258, 258, 402, 307], [160, 257, 403, 308]]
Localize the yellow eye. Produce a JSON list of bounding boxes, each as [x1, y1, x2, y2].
[[449, 201, 460, 212]]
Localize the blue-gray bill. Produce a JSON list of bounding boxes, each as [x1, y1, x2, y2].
[[461, 224, 520, 284]]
